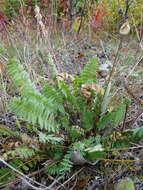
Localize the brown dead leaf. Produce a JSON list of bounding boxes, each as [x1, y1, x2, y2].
[[76, 176, 91, 188], [56, 72, 74, 82], [21, 133, 32, 144], [0, 63, 5, 73], [77, 53, 86, 59], [81, 84, 104, 99], [119, 20, 130, 35], [3, 142, 21, 151], [21, 133, 39, 149]]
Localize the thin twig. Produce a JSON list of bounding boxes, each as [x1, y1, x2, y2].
[[20, 177, 46, 190], [0, 166, 64, 190], [125, 0, 129, 19], [21, 176, 64, 190], [123, 79, 143, 106], [0, 158, 61, 190], [48, 176, 64, 189], [124, 0, 133, 19], [131, 13, 143, 50], [77, 0, 86, 34], [0, 158, 47, 188], [69, 178, 78, 190], [110, 145, 143, 152], [107, 38, 123, 86], [126, 56, 143, 79], [55, 167, 84, 190], [100, 40, 110, 61], [121, 103, 129, 131], [98, 158, 143, 163], [125, 109, 143, 125]]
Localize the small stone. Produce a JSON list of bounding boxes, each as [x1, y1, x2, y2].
[[71, 151, 87, 165]]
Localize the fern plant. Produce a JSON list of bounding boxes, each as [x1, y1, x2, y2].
[[0, 55, 130, 180], [8, 58, 61, 132], [7, 57, 100, 133]]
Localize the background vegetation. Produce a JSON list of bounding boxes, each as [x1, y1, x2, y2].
[[0, 0, 143, 190]]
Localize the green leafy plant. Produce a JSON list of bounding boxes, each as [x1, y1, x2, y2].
[[0, 54, 133, 184]]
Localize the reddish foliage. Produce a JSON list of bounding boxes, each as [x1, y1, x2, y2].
[[0, 13, 6, 21], [91, 3, 109, 30], [40, 0, 51, 9], [0, 1, 7, 5], [75, 176, 91, 188], [0, 12, 8, 29], [58, 0, 70, 16], [77, 53, 86, 58], [0, 13, 8, 25]]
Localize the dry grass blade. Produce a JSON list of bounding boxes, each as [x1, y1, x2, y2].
[[100, 81, 112, 116]]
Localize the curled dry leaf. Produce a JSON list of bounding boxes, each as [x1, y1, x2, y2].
[[119, 20, 130, 35], [21, 133, 39, 149], [77, 53, 86, 59], [0, 63, 5, 73], [56, 72, 74, 82], [3, 141, 21, 151], [81, 84, 104, 99], [21, 133, 32, 144]]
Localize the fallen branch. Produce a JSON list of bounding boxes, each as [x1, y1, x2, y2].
[[0, 158, 63, 190]]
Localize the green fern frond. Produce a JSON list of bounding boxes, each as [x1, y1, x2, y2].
[[97, 102, 126, 130], [38, 51, 57, 78], [10, 97, 58, 131], [0, 168, 15, 184], [6, 146, 35, 159], [101, 81, 112, 115], [71, 136, 102, 154], [59, 154, 72, 173], [15, 146, 35, 159], [8, 58, 38, 96], [39, 133, 64, 144], [47, 153, 72, 175], [8, 58, 59, 132], [47, 53, 58, 78], [77, 57, 99, 86], [58, 81, 76, 103], [43, 85, 65, 112]]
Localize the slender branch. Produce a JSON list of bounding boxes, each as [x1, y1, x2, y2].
[[107, 38, 123, 85], [0, 158, 59, 190], [123, 79, 143, 106], [98, 158, 143, 163], [121, 103, 129, 132], [125, 0, 130, 19], [55, 167, 84, 190], [124, 0, 134, 19], [125, 109, 143, 125], [126, 56, 143, 79], [110, 145, 143, 152], [77, 0, 86, 34]]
